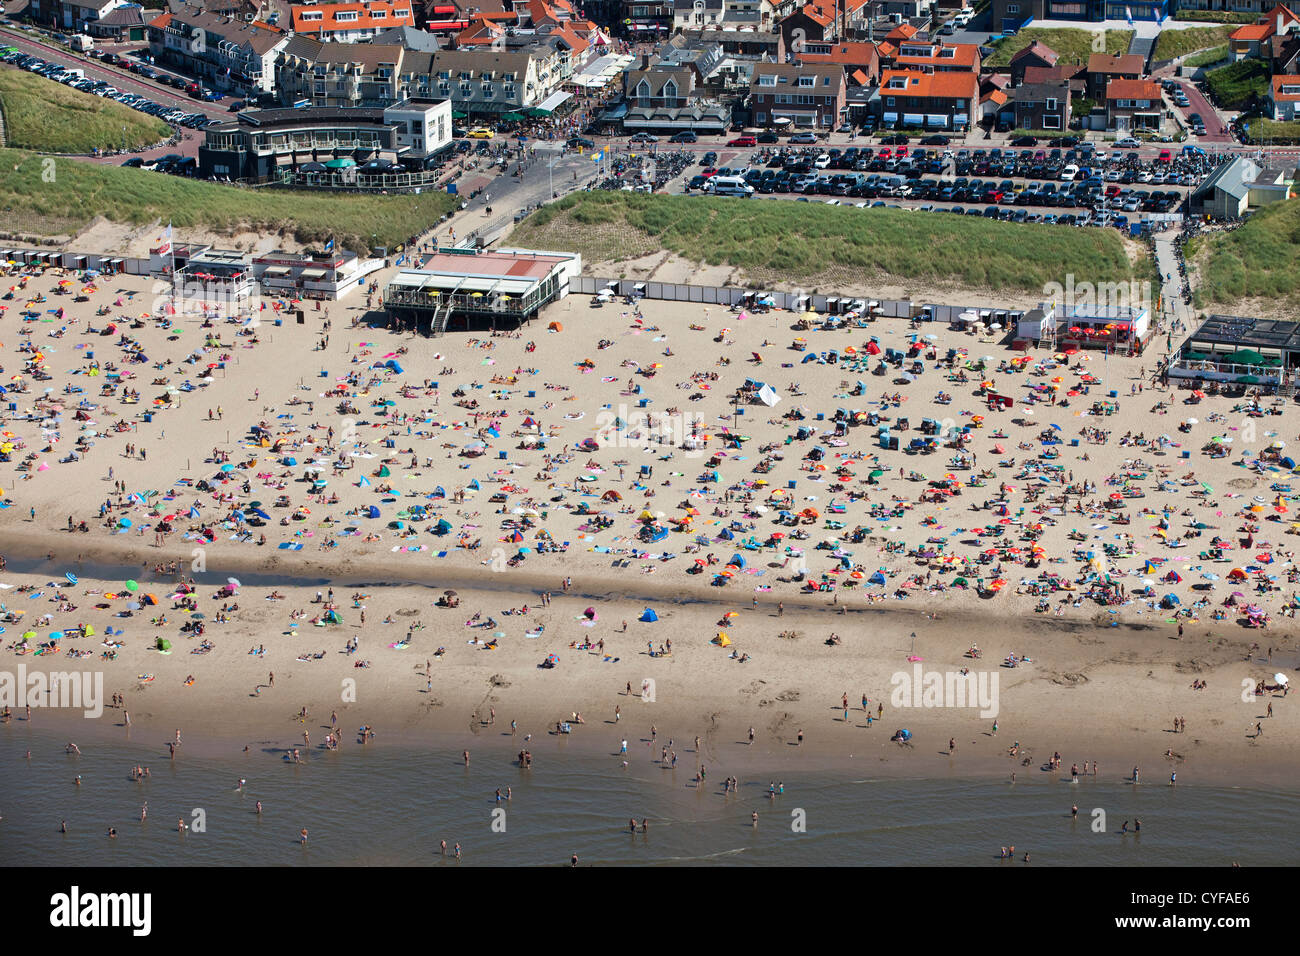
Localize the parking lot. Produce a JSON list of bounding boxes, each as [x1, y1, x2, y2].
[[652, 140, 1223, 232]]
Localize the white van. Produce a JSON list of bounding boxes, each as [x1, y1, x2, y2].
[[1060, 164, 1079, 182], [706, 175, 754, 197]]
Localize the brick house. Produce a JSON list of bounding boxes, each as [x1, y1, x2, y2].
[[1087, 52, 1143, 100], [873, 68, 978, 130], [1105, 77, 1162, 131], [1008, 39, 1057, 86], [749, 61, 846, 128], [1013, 78, 1071, 131]]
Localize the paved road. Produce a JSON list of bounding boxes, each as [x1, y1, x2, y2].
[[0, 24, 227, 122]]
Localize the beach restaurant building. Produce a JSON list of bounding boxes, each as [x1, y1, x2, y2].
[[383, 247, 581, 334], [1168, 314, 1294, 389], [152, 243, 376, 301], [1015, 302, 1151, 353]]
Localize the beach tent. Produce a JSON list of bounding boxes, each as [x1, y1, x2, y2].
[[868, 570, 887, 585], [385, 360, 403, 374], [729, 553, 747, 569], [639, 608, 659, 622], [366, 505, 381, 519], [757, 384, 781, 407], [712, 632, 732, 647], [155, 637, 172, 651], [324, 609, 343, 624], [433, 518, 454, 535]]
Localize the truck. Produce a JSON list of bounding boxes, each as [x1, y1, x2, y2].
[[70, 34, 94, 52]]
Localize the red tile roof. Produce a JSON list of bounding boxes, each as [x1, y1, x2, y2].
[[880, 68, 978, 100], [1105, 78, 1161, 101], [292, 1, 414, 35]]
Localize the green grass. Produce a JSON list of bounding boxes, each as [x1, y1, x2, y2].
[[1185, 44, 1229, 68], [1204, 58, 1270, 109], [0, 67, 170, 153], [1175, 10, 1257, 22], [1194, 200, 1300, 310], [1153, 25, 1235, 61], [987, 28, 1133, 67], [0, 149, 458, 251], [511, 191, 1151, 294], [1008, 129, 1077, 141], [1242, 118, 1300, 144]]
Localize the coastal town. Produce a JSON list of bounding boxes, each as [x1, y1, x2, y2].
[[0, 0, 1296, 877]]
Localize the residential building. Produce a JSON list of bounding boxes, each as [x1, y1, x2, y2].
[[794, 40, 879, 86], [1021, 62, 1084, 95], [890, 39, 981, 74], [149, 6, 290, 94], [1104, 77, 1161, 131], [85, 4, 156, 41], [623, 57, 731, 131], [749, 60, 846, 127], [1008, 39, 1057, 86], [55, 0, 134, 31], [1013, 78, 1070, 130], [873, 67, 977, 129], [290, 1, 416, 43], [1229, 4, 1300, 59], [276, 40, 567, 113], [1271, 72, 1300, 118], [1087, 52, 1143, 100]]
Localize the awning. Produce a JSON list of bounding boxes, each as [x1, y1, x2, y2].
[[261, 266, 290, 277], [925, 114, 949, 127], [954, 114, 970, 124], [882, 112, 899, 123], [599, 102, 629, 121], [534, 90, 573, 114], [903, 113, 924, 126], [300, 268, 328, 280]]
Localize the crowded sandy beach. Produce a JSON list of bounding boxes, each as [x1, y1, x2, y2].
[[0, 257, 1294, 790]]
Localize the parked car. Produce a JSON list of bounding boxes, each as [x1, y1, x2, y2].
[[566, 136, 595, 149], [727, 135, 756, 147], [789, 131, 818, 144], [756, 131, 780, 143], [669, 130, 697, 143], [467, 127, 495, 139], [1114, 136, 1141, 148], [1009, 135, 1037, 147], [629, 132, 659, 144]]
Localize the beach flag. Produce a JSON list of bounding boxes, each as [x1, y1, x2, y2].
[[592, 148, 605, 163], [323, 237, 335, 253], [156, 223, 173, 257]]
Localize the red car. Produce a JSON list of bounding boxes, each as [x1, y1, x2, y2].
[[878, 147, 891, 159], [896, 145, 909, 157], [1157, 149, 1172, 163], [727, 135, 757, 147]]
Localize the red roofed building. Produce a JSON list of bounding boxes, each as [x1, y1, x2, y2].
[[874, 68, 978, 130], [1229, 3, 1300, 59], [1105, 78, 1161, 131], [889, 39, 981, 74], [292, 1, 416, 42], [793, 40, 880, 85], [1271, 73, 1300, 118]]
